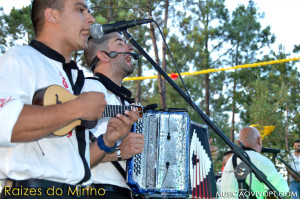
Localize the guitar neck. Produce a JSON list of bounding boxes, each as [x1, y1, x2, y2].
[[103, 105, 132, 118]]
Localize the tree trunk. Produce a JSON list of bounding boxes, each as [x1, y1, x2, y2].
[[204, 8, 210, 116], [106, 0, 112, 22], [285, 104, 289, 151], [135, 59, 142, 103], [230, 43, 239, 142], [230, 80, 236, 142], [146, 0, 166, 108], [205, 73, 210, 116], [160, 0, 169, 108]]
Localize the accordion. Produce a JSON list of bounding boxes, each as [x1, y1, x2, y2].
[[127, 110, 217, 198]]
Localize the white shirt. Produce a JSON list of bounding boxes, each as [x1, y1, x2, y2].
[[220, 150, 289, 199], [0, 43, 91, 186], [288, 152, 300, 182], [83, 78, 130, 189]]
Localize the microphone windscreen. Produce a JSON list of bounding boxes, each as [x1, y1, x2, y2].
[[131, 53, 140, 60], [90, 24, 104, 39]]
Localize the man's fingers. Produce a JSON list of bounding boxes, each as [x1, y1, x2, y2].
[[107, 118, 122, 128], [124, 109, 139, 124], [116, 113, 132, 126], [126, 132, 144, 139]]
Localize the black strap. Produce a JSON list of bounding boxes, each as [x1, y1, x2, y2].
[[29, 40, 90, 184], [75, 127, 91, 184], [86, 73, 135, 104], [111, 161, 127, 180], [86, 73, 131, 181], [232, 150, 257, 199], [63, 61, 84, 95], [62, 62, 90, 185], [232, 154, 238, 169], [232, 147, 255, 179]]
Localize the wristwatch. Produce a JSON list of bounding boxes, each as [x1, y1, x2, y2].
[[115, 147, 122, 161]]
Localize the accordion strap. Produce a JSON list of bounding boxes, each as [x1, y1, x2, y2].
[[111, 161, 126, 180], [86, 73, 131, 182], [89, 133, 127, 180]]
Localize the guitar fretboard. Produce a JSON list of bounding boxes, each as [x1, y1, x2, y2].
[[103, 105, 133, 117]]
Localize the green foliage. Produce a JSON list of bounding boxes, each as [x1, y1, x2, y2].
[[0, 7, 7, 53], [0, 5, 34, 52], [239, 46, 300, 149], [95, 15, 107, 24], [3, 5, 34, 46], [0, 0, 299, 173]]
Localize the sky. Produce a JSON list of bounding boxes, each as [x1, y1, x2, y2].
[[0, 0, 300, 58], [226, 0, 300, 57], [0, 0, 297, 129]]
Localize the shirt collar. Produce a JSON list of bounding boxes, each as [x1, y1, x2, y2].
[[29, 40, 66, 63], [94, 73, 133, 98]]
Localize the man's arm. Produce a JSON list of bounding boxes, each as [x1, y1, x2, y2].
[[98, 132, 144, 163], [90, 109, 139, 167], [286, 166, 300, 182], [11, 92, 106, 142], [257, 157, 290, 193]]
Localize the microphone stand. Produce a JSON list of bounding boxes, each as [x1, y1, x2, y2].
[[122, 30, 284, 199]]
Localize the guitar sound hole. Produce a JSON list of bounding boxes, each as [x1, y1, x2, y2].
[[55, 94, 62, 104]]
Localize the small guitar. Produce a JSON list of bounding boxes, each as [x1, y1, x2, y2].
[[32, 85, 143, 136]]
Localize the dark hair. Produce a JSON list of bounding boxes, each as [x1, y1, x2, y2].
[[294, 140, 300, 144], [84, 33, 119, 71], [31, 0, 65, 37]]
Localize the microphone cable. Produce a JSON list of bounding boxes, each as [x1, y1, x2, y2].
[[151, 20, 194, 105], [151, 20, 213, 128]]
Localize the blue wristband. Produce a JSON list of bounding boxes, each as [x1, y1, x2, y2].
[[97, 134, 117, 153]]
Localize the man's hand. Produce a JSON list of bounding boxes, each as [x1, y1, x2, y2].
[[209, 138, 218, 161], [119, 133, 145, 160], [11, 91, 107, 142], [103, 109, 139, 147], [76, 92, 106, 121], [286, 166, 300, 182]]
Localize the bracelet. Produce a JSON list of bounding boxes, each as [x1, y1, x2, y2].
[[97, 134, 117, 153]]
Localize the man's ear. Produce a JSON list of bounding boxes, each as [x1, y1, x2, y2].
[[97, 51, 109, 63], [44, 8, 59, 24], [257, 136, 262, 145]]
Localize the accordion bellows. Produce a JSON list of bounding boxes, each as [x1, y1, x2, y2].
[[127, 111, 189, 196], [127, 110, 217, 198]]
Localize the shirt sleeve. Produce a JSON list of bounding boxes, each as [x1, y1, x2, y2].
[[248, 155, 290, 194], [82, 79, 109, 138], [0, 48, 37, 147], [82, 78, 108, 97]]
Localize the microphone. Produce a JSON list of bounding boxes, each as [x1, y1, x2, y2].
[[123, 52, 140, 60], [90, 19, 154, 39], [261, 147, 287, 154], [102, 51, 140, 60]]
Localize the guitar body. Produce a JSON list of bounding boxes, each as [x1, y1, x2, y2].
[[33, 85, 83, 136], [32, 85, 143, 136]]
